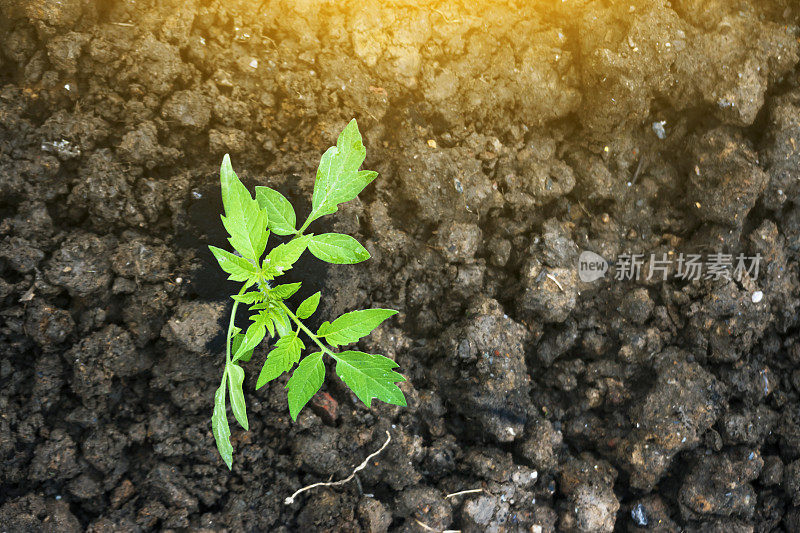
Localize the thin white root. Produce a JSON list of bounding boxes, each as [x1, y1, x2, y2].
[[284, 430, 392, 505], [414, 518, 461, 533], [545, 273, 564, 291], [444, 488, 485, 499]]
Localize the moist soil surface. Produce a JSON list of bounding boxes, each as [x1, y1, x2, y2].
[[3, 1, 800, 531]]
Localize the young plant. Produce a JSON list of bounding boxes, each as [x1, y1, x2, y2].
[[209, 119, 406, 469]]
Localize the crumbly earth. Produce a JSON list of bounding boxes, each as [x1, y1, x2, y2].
[[2, 0, 800, 531]]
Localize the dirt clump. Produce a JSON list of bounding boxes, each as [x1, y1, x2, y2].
[[3, 0, 800, 530], [437, 299, 533, 443]]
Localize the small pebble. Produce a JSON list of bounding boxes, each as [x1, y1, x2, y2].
[[631, 503, 648, 526], [652, 120, 667, 139], [752, 291, 763, 303]]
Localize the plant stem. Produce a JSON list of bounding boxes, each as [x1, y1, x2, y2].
[[223, 284, 249, 375], [296, 213, 315, 237], [278, 301, 335, 359]]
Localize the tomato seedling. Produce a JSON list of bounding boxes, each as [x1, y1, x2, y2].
[[209, 120, 406, 469]]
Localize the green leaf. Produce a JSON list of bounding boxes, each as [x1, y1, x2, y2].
[[256, 333, 305, 388], [219, 154, 269, 263], [255, 186, 297, 236], [296, 291, 321, 319], [254, 222, 269, 263], [333, 351, 406, 408], [220, 214, 269, 264], [212, 384, 233, 469], [307, 120, 373, 225], [318, 308, 398, 346], [286, 351, 325, 420], [231, 333, 254, 362], [227, 363, 248, 430], [325, 170, 379, 208], [234, 317, 266, 360], [308, 233, 370, 264], [249, 302, 289, 336], [271, 282, 302, 300], [232, 291, 264, 305], [263, 236, 310, 277], [209, 246, 259, 282], [274, 311, 292, 337], [262, 312, 275, 338]]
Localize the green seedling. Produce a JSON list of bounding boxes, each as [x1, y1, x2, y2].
[[209, 120, 406, 469]]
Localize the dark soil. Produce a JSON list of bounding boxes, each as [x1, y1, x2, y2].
[[2, 1, 800, 531]]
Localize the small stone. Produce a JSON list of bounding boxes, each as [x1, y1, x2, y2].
[[462, 495, 499, 528], [310, 391, 339, 425], [631, 503, 648, 526], [652, 121, 667, 139], [751, 291, 763, 303]]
